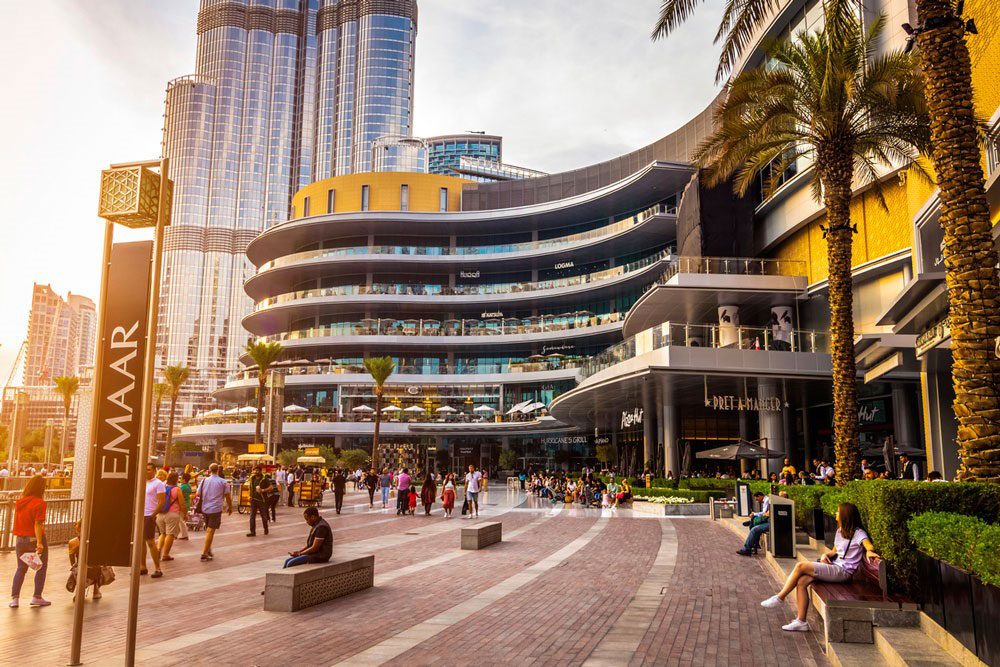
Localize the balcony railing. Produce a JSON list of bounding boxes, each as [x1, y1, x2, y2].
[[254, 249, 673, 311], [182, 411, 544, 428], [226, 358, 586, 385], [257, 311, 624, 343], [259, 203, 674, 271], [579, 320, 828, 379], [658, 256, 807, 283]]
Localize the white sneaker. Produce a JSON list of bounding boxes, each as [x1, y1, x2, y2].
[[782, 619, 809, 632], [761, 595, 783, 609]]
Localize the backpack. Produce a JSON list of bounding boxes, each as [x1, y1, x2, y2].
[[161, 485, 176, 513]]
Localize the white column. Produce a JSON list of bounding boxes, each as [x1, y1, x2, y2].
[[71, 385, 94, 500], [758, 379, 784, 476], [662, 402, 681, 478], [718, 306, 740, 347]]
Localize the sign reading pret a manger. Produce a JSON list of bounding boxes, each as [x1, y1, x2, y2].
[[87, 241, 153, 566]]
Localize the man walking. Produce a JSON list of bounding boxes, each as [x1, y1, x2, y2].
[[286, 467, 296, 507], [276, 466, 287, 502], [192, 463, 232, 561], [143, 463, 165, 578], [465, 464, 482, 518], [396, 468, 411, 515], [332, 468, 347, 514], [247, 466, 272, 537]]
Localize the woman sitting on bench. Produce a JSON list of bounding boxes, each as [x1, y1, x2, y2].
[[759, 502, 879, 632]]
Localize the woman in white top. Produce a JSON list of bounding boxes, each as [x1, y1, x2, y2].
[[760, 502, 879, 632]]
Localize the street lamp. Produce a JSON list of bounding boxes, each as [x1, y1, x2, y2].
[[69, 158, 171, 667]]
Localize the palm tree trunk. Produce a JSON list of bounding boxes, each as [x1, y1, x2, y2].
[[60, 405, 69, 465], [821, 147, 862, 486], [255, 379, 265, 445], [372, 390, 382, 471], [914, 0, 1000, 482], [166, 397, 178, 470], [152, 400, 161, 458]]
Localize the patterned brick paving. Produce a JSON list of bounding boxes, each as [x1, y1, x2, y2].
[[0, 492, 828, 666]]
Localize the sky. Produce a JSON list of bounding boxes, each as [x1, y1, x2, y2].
[[0, 0, 724, 386]]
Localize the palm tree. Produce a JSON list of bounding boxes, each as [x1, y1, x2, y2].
[[692, 16, 929, 484], [244, 341, 284, 446], [909, 0, 1000, 482], [152, 382, 169, 458], [163, 365, 192, 469], [363, 356, 396, 471], [53, 375, 79, 466]]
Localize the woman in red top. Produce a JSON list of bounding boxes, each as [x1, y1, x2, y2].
[[10, 475, 49, 608]]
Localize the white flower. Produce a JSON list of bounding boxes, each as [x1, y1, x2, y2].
[[636, 495, 693, 504]]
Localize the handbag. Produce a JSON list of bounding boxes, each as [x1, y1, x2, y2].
[[461, 499, 469, 516]]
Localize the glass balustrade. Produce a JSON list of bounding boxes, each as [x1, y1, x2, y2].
[[259, 204, 674, 271], [580, 321, 828, 379], [658, 255, 808, 283], [254, 249, 673, 311], [183, 410, 538, 427]]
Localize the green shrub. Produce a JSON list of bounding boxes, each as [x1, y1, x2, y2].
[[835, 480, 1000, 593], [634, 488, 725, 503], [679, 478, 736, 491], [908, 512, 1000, 587], [783, 485, 833, 526], [820, 489, 845, 517]]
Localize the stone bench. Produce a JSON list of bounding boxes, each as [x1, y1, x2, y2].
[[461, 521, 502, 550], [263, 554, 374, 612]]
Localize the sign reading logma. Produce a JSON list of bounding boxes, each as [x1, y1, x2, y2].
[[88, 241, 152, 566]]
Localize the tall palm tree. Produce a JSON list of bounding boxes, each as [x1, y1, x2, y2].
[[53, 375, 79, 466], [693, 16, 929, 484], [363, 356, 396, 472], [163, 365, 192, 469], [910, 0, 1000, 482], [152, 382, 169, 458], [244, 341, 284, 446]]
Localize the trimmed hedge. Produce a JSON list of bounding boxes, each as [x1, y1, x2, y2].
[[634, 488, 726, 503], [833, 480, 1000, 593], [908, 512, 1000, 587]]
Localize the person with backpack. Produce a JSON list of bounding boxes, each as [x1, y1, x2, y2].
[[156, 471, 188, 562]]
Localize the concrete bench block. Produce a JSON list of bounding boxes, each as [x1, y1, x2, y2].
[[264, 555, 374, 612], [461, 522, 502, 550]]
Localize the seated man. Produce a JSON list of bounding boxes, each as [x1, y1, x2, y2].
[[283, 507, 333, 568], [737, 491, 770, 556]]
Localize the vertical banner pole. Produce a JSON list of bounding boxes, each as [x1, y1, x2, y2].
[[125, 158, 169, 667], [68, 221, 114, 666]]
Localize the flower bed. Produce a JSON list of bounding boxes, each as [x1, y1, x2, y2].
[[634, 495, 694, 504]]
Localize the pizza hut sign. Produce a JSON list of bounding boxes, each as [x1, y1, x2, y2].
[[621, 407, 643, 429]]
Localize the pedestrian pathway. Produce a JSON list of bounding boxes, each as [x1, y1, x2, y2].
[[0, 489, 828, 666]]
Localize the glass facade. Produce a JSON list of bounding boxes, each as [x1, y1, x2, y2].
[[371, 135, 428, 173], [426, 134, 502, 176]]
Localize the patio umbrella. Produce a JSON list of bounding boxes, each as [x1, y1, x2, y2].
[[283, 404, 308, 413], [352, 404, 374, 412], [695, 441, 784, 460], [403, 405, 425, 413], [528, 354, 545, 361], [473, 405, 495, 412], [223, 408, 240, 415], [436, 405, 457, 413], [238, 406, 258, 414], [545, 353, 565, 359], [506, 400, 529, 415], [382, 405, 402, 412], [293, 358, 311, 365], [204, 409, 224, 416], [523, 401, 547, 412], [315, 358, 332, 364]]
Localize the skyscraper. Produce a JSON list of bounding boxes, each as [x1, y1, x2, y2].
[[158, 0, 417, 414], [23, 284, 96, 384]]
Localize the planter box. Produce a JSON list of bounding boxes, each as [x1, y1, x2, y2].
[[823, 514, 837, 550], [972, 577, 1000, 667], [916, 551, 946, 629], [940, 560, 978, 655], [631, 501, 709, 517]]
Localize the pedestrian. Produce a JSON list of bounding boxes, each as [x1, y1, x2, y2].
[[396, 467, 411, 515], [441, 473, 456, 518], [192, 463, 232, 561], [283, 507, 333, 568], [265, 469, 280, 522], [177, 473, 194, 541], [156, 471, 187, 562], [464, 465, 482, 518], [365, 468, 377, 508], [247, 466, 272, 537], [286, 467, 296, 507], [420, 473, 436, 516], [276, 465, 287, 501], [67, 520, 102, 601], [142, 464, 164, 578], [332, 468, 347, 514], [379, 468, 391, 508], [9, 475, 49, 607], [408, 480, 418, 515]]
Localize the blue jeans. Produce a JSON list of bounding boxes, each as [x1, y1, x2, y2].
[[12, 535, 47, 598], [381, 487, 390, 505], [284, 555, 311, 568], [743, 523, 769, 551]]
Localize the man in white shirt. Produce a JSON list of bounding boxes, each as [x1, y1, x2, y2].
[[276, 466, 287, 500], [143, 463, 165, 578], [464, 465, 483, 518]]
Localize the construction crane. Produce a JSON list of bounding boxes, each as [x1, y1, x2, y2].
[[2, 340, 27, 395]]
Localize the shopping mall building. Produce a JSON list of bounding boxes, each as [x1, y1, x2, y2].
[[178, 0, 1000, 478]]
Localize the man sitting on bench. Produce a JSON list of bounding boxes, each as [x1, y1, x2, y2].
[[759, 502, 880, 632], [284, 507, 332, 568], [737, 491, 769, 556]]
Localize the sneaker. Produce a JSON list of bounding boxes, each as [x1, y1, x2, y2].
[[200, 554, 212, 562], [150, 571, 163, 579], [30, 598, 51, 607], [782, 619, 809, 632], [247, 533, 256, 537], [8, 599, 18, 608], [761, 595, 783, 609]]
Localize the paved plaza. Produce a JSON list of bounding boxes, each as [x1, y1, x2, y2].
[[1, 490, 827, 666]]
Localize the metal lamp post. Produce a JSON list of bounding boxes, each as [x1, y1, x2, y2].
[[69, 159, 171, 666]]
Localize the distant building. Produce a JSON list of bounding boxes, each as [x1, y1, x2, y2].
[[451, 155, 547, 183], [426, 133, 502, 177], [23, 283, 96, 384], [372, 135, 429, 174]]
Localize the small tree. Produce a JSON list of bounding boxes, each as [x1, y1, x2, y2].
[[363, 356, 396, 471], [318, 445, 339, 467], [244, 341, 284, 446], [53, 375, 79, 465], [595, 444, 615, 467], [164, 365, 192, 469], [340, 448, 370, 472], [152, 382, 169, 456], [498, 449, 518, 471], [277, 449, 300, 468]]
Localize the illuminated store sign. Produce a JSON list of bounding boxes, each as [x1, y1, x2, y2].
[[709, 395, 781, 412], [554, 261, 575, 270], [459, 270, 480, 279], [621, 407, 643, 429], [481, 311, 503, 318], [542, 343, 574, 354]]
